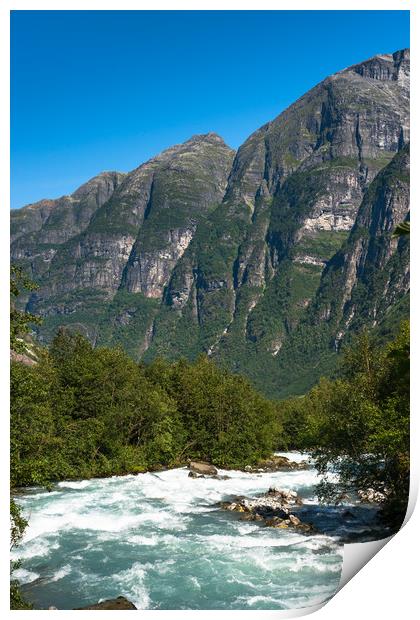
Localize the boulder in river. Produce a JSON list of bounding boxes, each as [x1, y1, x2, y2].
[[188, 470, 230, 480], [357, 488, 389, 504], [241, 455, 309, 473], [188, 471, 204, 479], [289, 514, 301, 526], [220, 487, 303, 514], [75, 596, 137, 610], [188, 461, 218, 476], [265, 515, 315, 533], [242, 488, 303, 513], [267, 487, 303, 505], [219, 487, 315, 532]]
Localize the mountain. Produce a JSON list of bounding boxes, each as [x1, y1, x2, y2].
[[11, 49, 410, 397]]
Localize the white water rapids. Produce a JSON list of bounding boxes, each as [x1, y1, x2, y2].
[[12, 452, 384, 610]]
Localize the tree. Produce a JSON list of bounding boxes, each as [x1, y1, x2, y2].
[[303, 324, 409, 529], [10, 265, 41, 353], [10, 267, 41, 608], [10, 499, 32, 609]]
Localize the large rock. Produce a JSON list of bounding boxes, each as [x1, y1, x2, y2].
[[241, 488, 303, 513], [219, 487, 314, 532], [75, 597, 137, 610], [188, 461, 218, 476]]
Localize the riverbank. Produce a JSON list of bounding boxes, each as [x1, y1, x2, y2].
[[11, 452, 307, 493]]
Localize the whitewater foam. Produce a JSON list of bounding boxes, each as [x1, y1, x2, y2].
[[47, 564, 72, 583], [14, 452, 346, 610], [111, 562, 151, 609], [13, 568, 40, 584]]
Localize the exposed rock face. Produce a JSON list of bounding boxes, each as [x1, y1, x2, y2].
[[124, 227, 195, 298], [119, 133, 235, 299], [11, 172, 125, 279], [11, 172, 125, 246], [313, 145, 409, 338], [11, 49, 410, 397], [10, 350, 37, 366], [271, 143, 410, 395], [226, 48, 409, 206], [13, 133, 234, 334]]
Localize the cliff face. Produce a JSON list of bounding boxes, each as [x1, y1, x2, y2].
[[12, 133, 235, 340], [11, 49, 410, 396], [312, 144, 410, 339], [145, 48, 410, 392], [121, 133, 234, 299], [272, 144, 410, 396], [11, 172, 126, 276]]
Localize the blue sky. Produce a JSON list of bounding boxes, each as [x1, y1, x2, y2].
[[11, 10, 409, 209]]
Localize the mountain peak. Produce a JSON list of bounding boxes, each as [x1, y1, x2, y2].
[[142, 132, 234, 169], [342, 47, 410, 82], [187, 132, 232, 148]]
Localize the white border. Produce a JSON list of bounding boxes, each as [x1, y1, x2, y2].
[[1, 2, 417, 619]]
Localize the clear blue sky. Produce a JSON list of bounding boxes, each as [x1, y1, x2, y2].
[[11, 10, 409, 209]]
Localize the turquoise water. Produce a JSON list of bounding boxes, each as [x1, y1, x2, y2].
[[13, 453, 346, 610]]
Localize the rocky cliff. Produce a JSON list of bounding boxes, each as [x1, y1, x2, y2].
[[271, 144, 410, 396], [11, 49, 410, 396]]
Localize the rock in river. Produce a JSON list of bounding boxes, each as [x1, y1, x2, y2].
[[188, 461, 218, 476], [75, 596, 137, 610], [242, 456, 309, 473], [220, 487, 315, 533]]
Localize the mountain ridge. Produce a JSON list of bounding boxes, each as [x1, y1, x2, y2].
[[11, 48, 410, 397]]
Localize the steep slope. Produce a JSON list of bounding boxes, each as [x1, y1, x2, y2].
[[11, 171, 126, 277], [272, 144, 410, 397], [313, 144, 409, 338], [12, 134, 234, 346], [11, 49, 410, 395], [144, 49, 410, 376]]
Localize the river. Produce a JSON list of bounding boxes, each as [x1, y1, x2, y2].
[[12, 452, 386, 610]]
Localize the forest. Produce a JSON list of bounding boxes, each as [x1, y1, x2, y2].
[[11, 329, 280, 486]]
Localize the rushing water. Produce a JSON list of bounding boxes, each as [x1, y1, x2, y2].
[[12, 452, 384, 610]]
